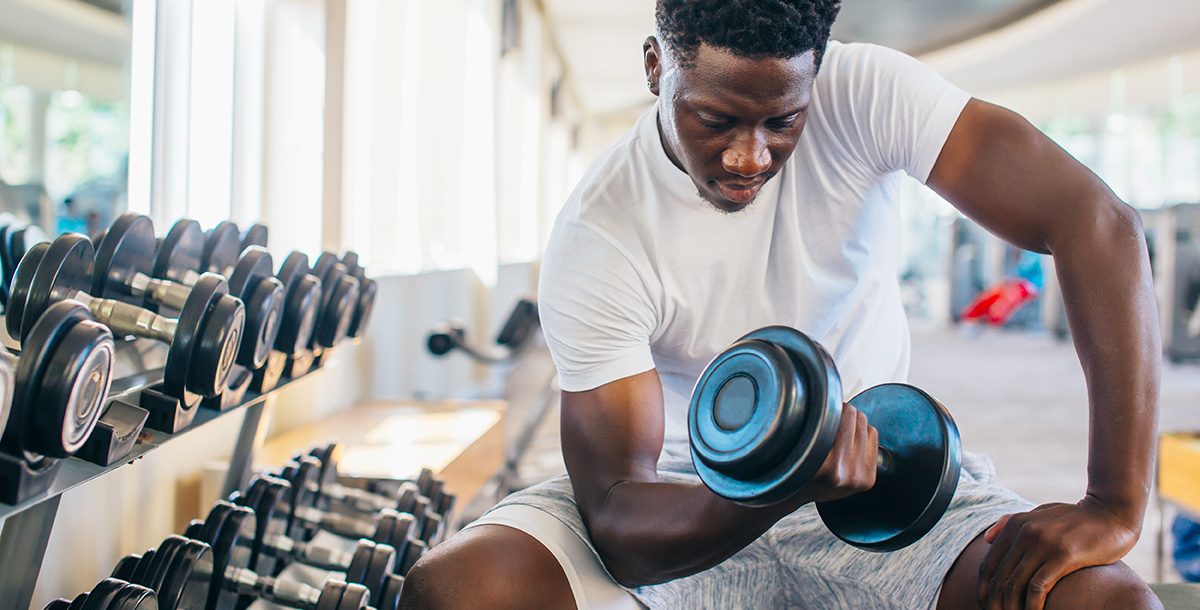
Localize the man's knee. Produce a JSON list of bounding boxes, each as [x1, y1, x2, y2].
[[400, 524, 575, 610], [1046, 563, 1161, 610]]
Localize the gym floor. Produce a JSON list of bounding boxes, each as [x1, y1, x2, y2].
[[508, 324, 1198, 583]]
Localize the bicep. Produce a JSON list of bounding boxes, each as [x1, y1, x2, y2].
[[561, 369, 665, 521], [928, 98, 1122, 254]]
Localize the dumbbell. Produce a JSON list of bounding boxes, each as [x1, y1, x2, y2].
[[240, 472, 428, 577], [334, 251, 376, 339], [305, 444, 456, 526], [240, 223, 268, 251], [187, 499, 398, 606], [238, 473, 427, 569], [119, 530, 379, 610], [0, 221, 48, 308], [94, 215, 282, 372], [280, 252, 359, 350], [688, 325, 962, 551], [0, 300, 115, 460], [7, 234, 244, 400], [279, 455, 447, 546], [43, 578, 157, 610]]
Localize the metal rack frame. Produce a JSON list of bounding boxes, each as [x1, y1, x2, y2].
[[0, 339, 309, 609]]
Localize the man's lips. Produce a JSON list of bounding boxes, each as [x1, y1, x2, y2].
[[713, 180, 763, 203]]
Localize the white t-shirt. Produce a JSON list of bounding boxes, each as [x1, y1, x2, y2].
[[538, 41, 970, 456]]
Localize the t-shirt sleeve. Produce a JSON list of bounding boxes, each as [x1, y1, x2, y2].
[[825, 43, 970, 184], [537, 223, 658, 392]]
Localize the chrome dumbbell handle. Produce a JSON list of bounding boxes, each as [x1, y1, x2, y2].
[[262, 533, 354, 572], [75, 292, 178, 341], [129, 272, 194, 311], [224, 565, 323, 608]]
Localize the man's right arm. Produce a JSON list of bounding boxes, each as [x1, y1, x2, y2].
[[563, 368, 878, 587]]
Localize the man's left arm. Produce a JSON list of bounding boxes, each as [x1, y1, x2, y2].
[[927, 98, 1161, 609]]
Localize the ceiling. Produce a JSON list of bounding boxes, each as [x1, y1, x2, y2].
[[542, 0, 1198, 117]]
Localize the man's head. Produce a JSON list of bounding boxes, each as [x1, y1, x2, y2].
[[646, 0, 841, 212]]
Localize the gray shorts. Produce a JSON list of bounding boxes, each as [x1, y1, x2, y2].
[[472, 451, 1033, 609]]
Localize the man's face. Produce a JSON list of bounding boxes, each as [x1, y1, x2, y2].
[[646, 40, 816, 213]]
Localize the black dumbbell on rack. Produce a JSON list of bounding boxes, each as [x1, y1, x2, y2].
[[280, 252, 359, 352], [7, 235, 244, 404], [186, 499, 400, 607], [240, 223, 268, 252], [330, 251, 376, 340], [0, 220, 48, 309], [0, 300, 116, 503], [304, 444, 456, 531], [118, 513, 382, 610], [43, 578, 157, 610], [238, 471, 427, 576], [95, 215, 283, 374]]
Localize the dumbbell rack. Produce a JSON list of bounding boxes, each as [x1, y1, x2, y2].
[[0, 336, 317, 609]]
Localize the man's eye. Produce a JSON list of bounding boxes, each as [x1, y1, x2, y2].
[[698, 116, 731, 130], [768, 116, 800, 130]]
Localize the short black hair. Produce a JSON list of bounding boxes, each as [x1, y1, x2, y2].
[[655, 0, 842, 68]]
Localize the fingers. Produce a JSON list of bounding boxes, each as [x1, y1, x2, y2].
[[985, 514, 1012, 543], [978, 514, 1023, 607], [1023, 558, 1070, 610], [988, 532, 1028, 610]]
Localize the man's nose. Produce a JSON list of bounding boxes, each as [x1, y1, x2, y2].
[[721, 131, 771, 177]]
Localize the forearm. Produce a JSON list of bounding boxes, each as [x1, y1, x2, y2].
[[584, 477, 802, 587], [1052, 199, 1160, 524]]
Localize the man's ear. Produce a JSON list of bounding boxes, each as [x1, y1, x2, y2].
[[644, 36, 663, 96]]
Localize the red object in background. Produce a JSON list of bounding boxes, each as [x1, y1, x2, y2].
[[961, 279, 1038, 326]]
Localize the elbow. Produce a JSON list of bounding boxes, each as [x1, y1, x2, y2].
[[1050, 192, 1146, 256], [588, 511, 672, 588]]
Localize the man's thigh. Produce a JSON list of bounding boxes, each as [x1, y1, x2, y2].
[[937, 532, 1162, 610], [401, 524, 575, 610]]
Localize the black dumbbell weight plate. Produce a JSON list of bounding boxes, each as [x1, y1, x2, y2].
[[278, 274, 320, 356], [128, 549, 157, 590], [398, 539, 426, 576], [15, 301, 115, 457], [308, 442, 340, 485], [145, 536, 185, 594], [152, 220, 204, 285], [11, 225, 48, 262], [277, 252, 310, 290], [688, 325, 842, 506], [314, 274, 358, 348], [197, 504, 240, 610], [377, 574, 403, 610], [6, 224, 49, 307], [364, 543, 396, 604], [0, 223, 16, 307], [248, 476, 291, 572], [240, 277, 283, 369], [816, 383, 961, 552], [348, 278, 376, 339], [42, 599, 73, 610], [6, 241, 47, 340], [109, 582, 158, 610], [345, 541, 374, 588], [92, 214, 155, 305], [24, 234, 94, 343], [81, 578, 131, 610], [156, 538, 207, 610], [162, 274, 234, 398], [194, 293, 244, 395], [203, 221, 241, 276], [112, 555, 142, 581], [227, 247, 274, 297], [337, 582, 371, 610], [311, 252, 337, 288], [241, 223, 268, 251], [340, 251, 359, 274]]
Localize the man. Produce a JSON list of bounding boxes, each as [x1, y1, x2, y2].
[[404, 1, 1162, 608]]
